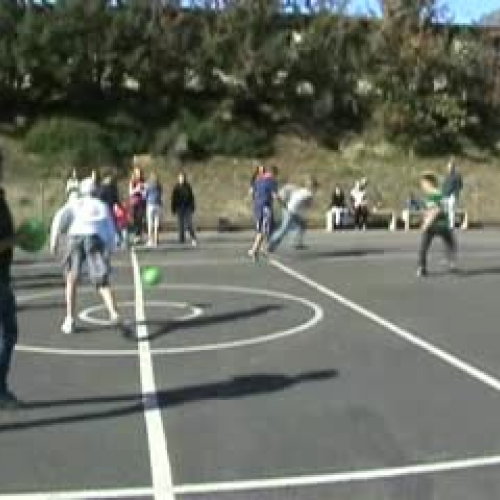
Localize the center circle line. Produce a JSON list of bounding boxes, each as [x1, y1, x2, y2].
[[16, 284, 324, 357], [79, 300, 204, 326]]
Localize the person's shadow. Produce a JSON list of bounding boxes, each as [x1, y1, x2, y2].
[[122, 304, 284, 341], [0, 370, 339, 432], [457, 266, 500, 278]]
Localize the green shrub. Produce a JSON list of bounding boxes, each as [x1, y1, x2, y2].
[[24, 117, 116, 166], [153, 111, 273, 158], [104, 112, 149, 158], [153, 123, 181, 156]]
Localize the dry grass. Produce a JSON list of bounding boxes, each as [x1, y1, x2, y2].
[[2, 134, 499, 227]]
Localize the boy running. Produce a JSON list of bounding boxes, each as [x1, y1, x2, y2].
[[268, 176, 316, 252], [417, 172, 457, 277]]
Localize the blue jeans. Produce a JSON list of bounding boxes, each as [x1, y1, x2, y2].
[[0, 285, 18, 394], [268, 209, 305, 251]]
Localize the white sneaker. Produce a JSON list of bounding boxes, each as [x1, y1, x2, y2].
[[247, 249, 258, 262], [191, 239, 198, 247], [109, 312, 121, 324], [61, 316, 75, 335]]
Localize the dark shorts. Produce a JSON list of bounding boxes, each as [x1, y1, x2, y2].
[[64, 235, 111, 288], [254, 205, 273, 236]]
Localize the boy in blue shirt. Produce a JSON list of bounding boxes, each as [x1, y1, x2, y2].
[[248, 165, 279, 261], [145, 172, 163, 247]]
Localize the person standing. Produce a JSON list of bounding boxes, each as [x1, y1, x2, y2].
[[145, 172, 163, 247], [0, 150, 26, 408], [65, 168, 80, 201], [50, 178, 120, 334], [350, 178, 369, 230], [417, 172, 457, 277], [129, 166, 146, 244], [171, 171, 197, 246], [329, 185, 347, 230], [97, 171, 121, 245], [442, 158, 463, 230]]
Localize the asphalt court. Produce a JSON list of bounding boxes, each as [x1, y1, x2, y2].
[[2, 230, 500, 499]]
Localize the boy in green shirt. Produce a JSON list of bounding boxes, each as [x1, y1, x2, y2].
[[417, 172, 457, 277]]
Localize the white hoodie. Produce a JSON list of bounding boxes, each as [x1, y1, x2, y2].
[[50, 195, 116, 253]]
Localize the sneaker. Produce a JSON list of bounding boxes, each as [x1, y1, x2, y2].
[[109, 312, 121, 325], [61, 316, 75, 335], [0, 391, 21, 409], [191, 239, 198, 248], [247, 249, 258, 262], [416, 266, 428, 278]]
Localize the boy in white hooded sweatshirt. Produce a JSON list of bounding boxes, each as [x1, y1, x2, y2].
[[50, 177, 120, 334]]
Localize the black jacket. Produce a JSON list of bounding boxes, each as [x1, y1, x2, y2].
[[96, 183, 120, 211], [331, 191, 346, 208], [0, 189, 14, 285], [171, 182, 195, 214]]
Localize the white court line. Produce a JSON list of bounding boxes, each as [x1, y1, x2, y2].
[[175, 454, 500, 494], [4, 453, 500, 498], [271, 259, 500, 394], [131, 250, 175, 500], [15, 285, 323, 356], [0, 487, 152, 499]]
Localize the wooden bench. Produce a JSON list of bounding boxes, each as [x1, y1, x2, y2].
[[400, 209, 468, 231]]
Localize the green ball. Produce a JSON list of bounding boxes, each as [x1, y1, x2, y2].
[[141, 266, 162, 287], [17, 218, 48, 253]]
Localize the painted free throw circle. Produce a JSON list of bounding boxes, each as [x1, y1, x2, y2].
[[16, 284, 324, 357], [79, 301, 204, 326]]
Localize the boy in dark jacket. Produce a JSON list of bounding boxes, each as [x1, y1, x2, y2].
[[171, 171, 197, 246], [0, 151, 24, 408]]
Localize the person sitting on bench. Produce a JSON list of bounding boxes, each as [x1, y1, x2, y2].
[[328, 185, 348, 230]]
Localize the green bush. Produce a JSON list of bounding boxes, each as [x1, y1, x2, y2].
[[153, 123, 182, 156], [194, 119, 271, 157], [24, 117, 116, 166], [153, 111, 273, 158], [104, 112, 150, 158]]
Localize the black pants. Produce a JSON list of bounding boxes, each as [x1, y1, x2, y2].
[[419, 225, 457, 270], [132, 202, 145, 238], [354, 206, 369, 229], [0, 286, 18, 394], [177, 210, 196, 243]]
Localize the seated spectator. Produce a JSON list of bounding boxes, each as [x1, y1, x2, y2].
[[350, 178, 369, 230], [406, 191, 424, 211], [328, 185, 348, 230]]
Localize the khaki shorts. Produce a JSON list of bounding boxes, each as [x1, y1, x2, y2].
[[64, 235, 110, 287]]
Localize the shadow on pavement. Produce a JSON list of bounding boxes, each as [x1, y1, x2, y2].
[[124, 304, 284, 342], [0, 370, 338, 432]]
